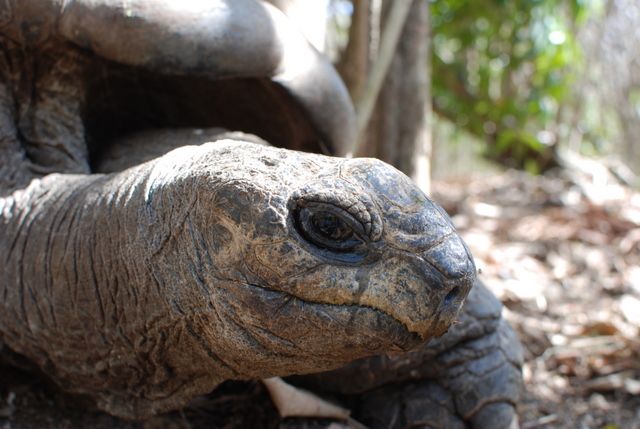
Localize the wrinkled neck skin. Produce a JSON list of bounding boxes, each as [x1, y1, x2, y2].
[[0, 150, 239, 416], [1, 144, 349, 416]]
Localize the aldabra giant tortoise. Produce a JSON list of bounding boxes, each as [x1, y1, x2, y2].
[[0, 0, 523, 427]]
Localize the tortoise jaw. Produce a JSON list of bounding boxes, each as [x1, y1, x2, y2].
[[241, 283, 425, 355]]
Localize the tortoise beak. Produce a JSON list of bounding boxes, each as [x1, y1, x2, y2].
[[422, 234, 476, 336]]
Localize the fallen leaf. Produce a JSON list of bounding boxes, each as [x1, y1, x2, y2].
[[262, 377, 350, 420]]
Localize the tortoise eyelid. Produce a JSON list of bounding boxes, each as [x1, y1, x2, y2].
[[289, 188, 383, 241]]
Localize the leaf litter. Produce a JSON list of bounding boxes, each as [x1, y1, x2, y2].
[[432, 161, 640, 429]]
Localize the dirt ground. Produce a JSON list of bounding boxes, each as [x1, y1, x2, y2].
[[1, 159, 639, 429]]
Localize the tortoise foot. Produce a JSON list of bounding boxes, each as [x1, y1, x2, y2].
[[353, 317, 522, 429]]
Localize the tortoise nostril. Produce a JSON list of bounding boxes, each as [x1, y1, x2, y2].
[[422, 235, 476, 280], [444, 286, 460, 306]]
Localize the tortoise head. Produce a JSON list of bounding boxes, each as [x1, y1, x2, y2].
[[143, 141, 475, 378], [2, 0, 475, 417]]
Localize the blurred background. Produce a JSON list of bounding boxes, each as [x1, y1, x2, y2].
[[271, 1, 640, 427], [278, 0, 640, 181]]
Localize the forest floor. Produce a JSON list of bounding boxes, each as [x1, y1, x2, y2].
[[432, 157, 640, 429]]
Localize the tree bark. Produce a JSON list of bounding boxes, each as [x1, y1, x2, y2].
[[620, 86, 640, 174], [357, 0, 432, 193], [336, 0, 372, 102]]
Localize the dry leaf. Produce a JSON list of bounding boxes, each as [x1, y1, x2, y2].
[[262, 377, 350, 420]]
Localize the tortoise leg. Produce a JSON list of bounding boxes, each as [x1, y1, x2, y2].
[[0, 81, 30, 192], [435, 317, 522, 428], [355, 380, 466, 429], [0, 35, 90, 188], [354, 318, 521, 429], [11, 43, 90, 176]]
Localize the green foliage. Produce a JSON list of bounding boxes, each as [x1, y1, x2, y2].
[[431, 0, 589, 171]]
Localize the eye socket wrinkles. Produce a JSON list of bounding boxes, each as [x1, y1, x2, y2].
[[287, 184, 384, 261]]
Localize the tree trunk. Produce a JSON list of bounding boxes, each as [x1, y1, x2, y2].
[[358, 0, 431, 193], [336, 0, 372, 102], [620, 94, 640, 174]]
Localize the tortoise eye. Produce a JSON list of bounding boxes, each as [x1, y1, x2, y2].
[[294, 204, 365, 253], [311, 212, 353, 241]]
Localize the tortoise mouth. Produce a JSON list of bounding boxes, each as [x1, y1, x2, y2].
[[244, 283, 425, 354]]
